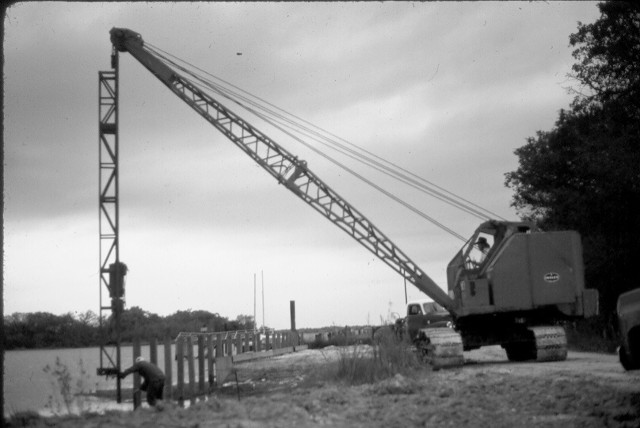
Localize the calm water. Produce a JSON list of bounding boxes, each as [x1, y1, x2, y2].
[[4, 344, 199, 417]]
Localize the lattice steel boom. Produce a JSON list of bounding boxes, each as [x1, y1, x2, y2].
[[109, 27, 455, 312]]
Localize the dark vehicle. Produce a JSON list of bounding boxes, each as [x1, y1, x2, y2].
[[395, 299, 452, 341], [617, 288, 640, 370]]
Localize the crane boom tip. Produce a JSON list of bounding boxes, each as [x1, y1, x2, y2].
[[110, 27, 143, 52]]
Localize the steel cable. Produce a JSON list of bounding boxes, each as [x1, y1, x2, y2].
[[145, 43, 502, 240]]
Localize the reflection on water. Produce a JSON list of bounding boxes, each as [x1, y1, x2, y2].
[[4, 343, 191, 417]]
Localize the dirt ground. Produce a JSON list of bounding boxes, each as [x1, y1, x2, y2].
[[15, 345, 640, 427]]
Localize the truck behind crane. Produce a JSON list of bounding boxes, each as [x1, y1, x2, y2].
[[617, 288, 640, 370], [108, 27, 599, 369], [393, 299, 452, 342]]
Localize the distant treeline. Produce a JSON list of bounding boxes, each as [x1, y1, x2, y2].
[[3, 306, 255, 350]]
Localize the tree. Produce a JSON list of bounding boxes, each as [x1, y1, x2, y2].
[[234, 314, 255, 331], [76, 310, 99, 327], [3, 308, 246, 349], [569, 2, 640, 113], [116, 306, 163, 342], [505, 1, 640, 322]]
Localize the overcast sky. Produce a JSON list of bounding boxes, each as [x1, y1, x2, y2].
[[4, 2, 602, 330]]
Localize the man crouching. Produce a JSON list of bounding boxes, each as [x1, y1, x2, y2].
[[119, 356, 165, 406]]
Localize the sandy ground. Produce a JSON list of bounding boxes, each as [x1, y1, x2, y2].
[[12, 345, 640, 427]]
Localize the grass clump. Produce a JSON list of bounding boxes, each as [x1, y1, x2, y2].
[[334, 327, 423, 385], [42, 357, 93, 415], [5, 410, 41, 427]]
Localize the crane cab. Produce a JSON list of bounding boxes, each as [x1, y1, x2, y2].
[[446, 220, 597, 320]]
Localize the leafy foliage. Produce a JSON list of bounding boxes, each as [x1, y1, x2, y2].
[[3, 311, 99, 349], [42, 357, 93, 416], [505, 1, 640, 322], [3, 308, 256, 350], [43, 357, 75, 414], [569, 2, 640, 112]]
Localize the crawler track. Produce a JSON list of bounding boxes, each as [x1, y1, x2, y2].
[[530, 326, 568, 362], [415, 327, 464, 369]]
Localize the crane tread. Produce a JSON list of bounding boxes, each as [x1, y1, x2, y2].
[[530, 325, 568, 362], [415, 327, 464, 369]]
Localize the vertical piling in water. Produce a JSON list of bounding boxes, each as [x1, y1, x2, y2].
[[164, 334, 173, 400], [187, 336, 196, 405], [226, 333, 233, 356], [150, 337, 157, 365], [177, 336, 184, 407], [236, 333, 243, 355], [207, 334, 215, 393], [198, 335, 205, 395], [133, 337, 141, 410], [216, 333, 223, 357]]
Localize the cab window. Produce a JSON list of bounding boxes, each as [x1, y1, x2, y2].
[[422, 302, 444, 314], [463, 232, 494, 269], [408, 304, 422, 315]]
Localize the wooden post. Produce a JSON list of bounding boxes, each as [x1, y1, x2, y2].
[[198, 335, 205, 395], [207, 334, 214, 393], [133, 337, 141, 410], [216, 333, 223, 357], [226, 333, 233, 356], [164, 334, 173, 400], [265, 330, 270, 350], [234, 333, 241, 355], [256, 332, 261, 352], [290, 300, 296, 331], [187, 336, 196, 405], [177, 336, 184, 407], [150, 337, 158, 365]]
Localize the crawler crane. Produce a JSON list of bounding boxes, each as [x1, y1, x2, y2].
[[109, 28, 598, 368]]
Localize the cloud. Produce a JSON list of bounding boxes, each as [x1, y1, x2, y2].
[[4, 1, 602, 328]]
